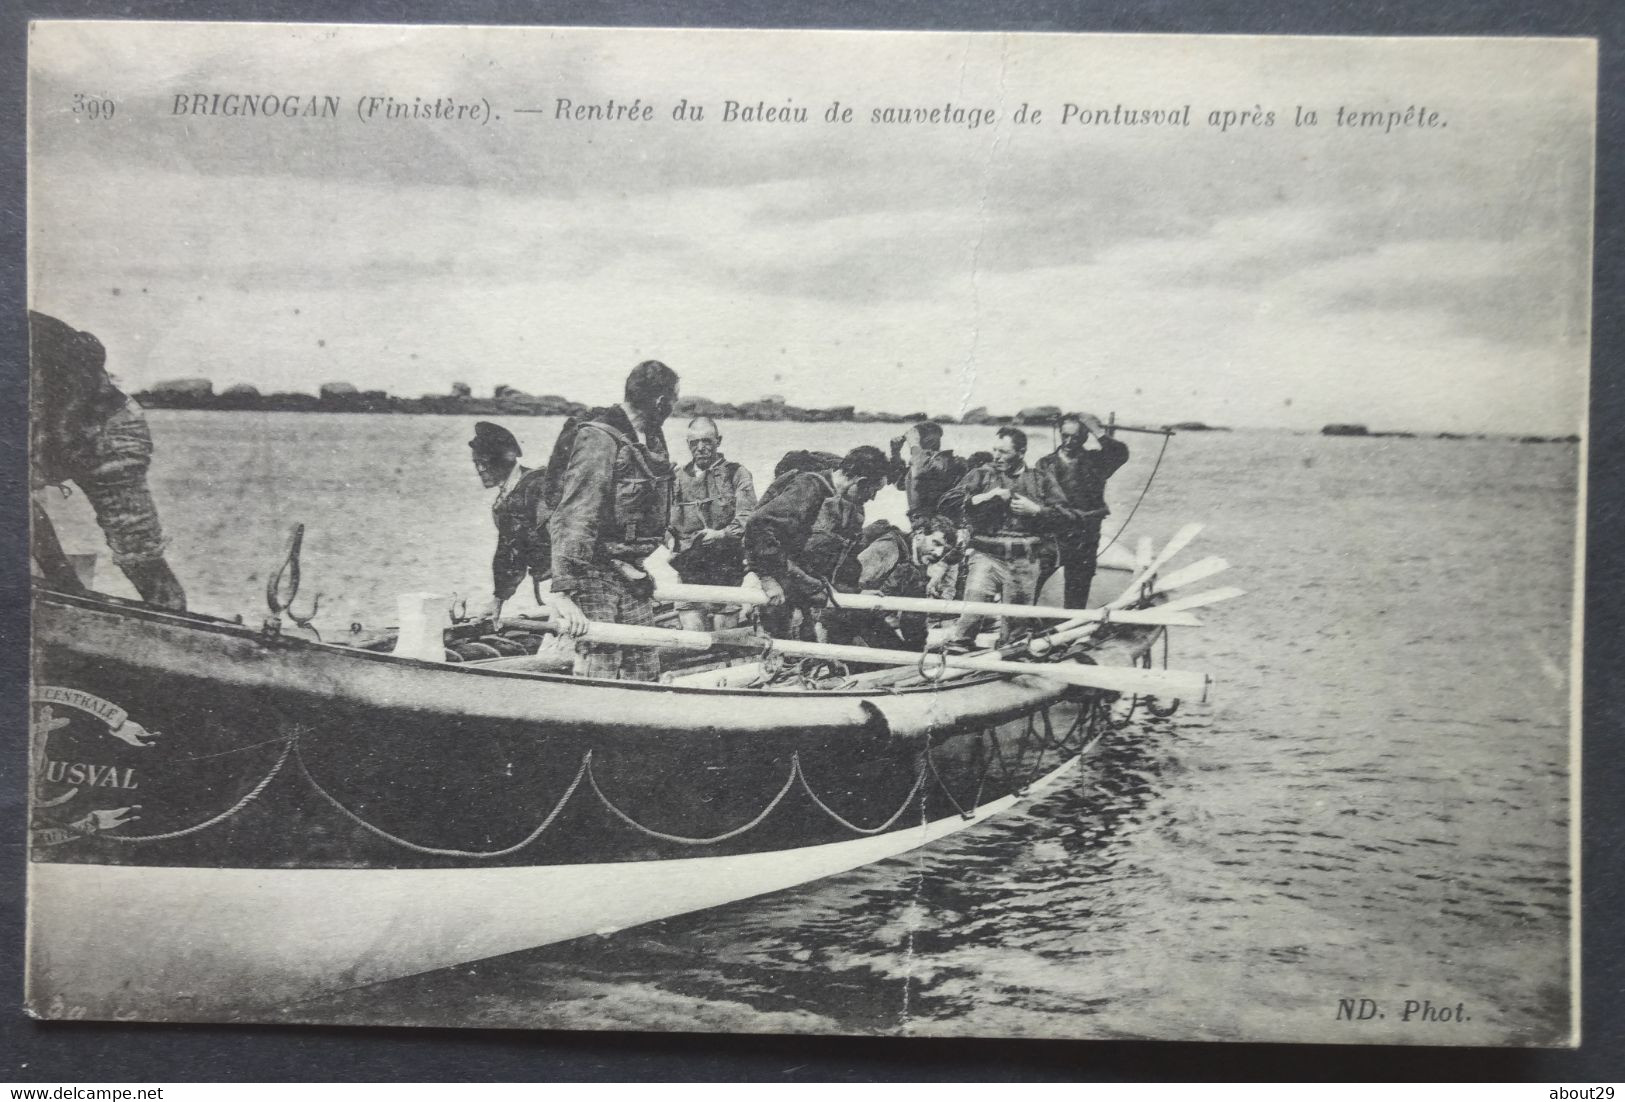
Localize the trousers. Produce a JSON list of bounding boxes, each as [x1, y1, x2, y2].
[[569, 567, 660, 682], [1038, 543, 1100, 610], [950, 549, 1042, 644]]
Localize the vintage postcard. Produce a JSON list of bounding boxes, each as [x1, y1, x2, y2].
[[23, 22, 1591, 1045]]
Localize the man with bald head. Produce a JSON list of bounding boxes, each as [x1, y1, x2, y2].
[[669, 415, 758, 631]]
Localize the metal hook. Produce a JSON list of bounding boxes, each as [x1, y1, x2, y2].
[[266, 523, 322, 639]]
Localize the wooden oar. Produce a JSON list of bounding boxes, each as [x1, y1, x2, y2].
[[1150, 585, 1246, 616], [763, 637, 1209, 698], [506, 615, 1207, 697], [649, 576, 1200, 627], [654, 579, 771, 608], [1110, 522, 1204, 606], [825, 590, 1202, 627], [1143, 556, 1229, 597], [1017, 525, 1208, 650], [1025, 591, 1230, 657], [1135, 535, 1154, 575], [507, 616, 716, 651]]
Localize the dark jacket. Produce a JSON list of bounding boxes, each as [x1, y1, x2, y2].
[[1034, 439, 1129, 550], [491, 466, 552, 601], [938, 461, 1089, 540], [887, 448, 968, 527], [29, 311, 130, 486], [745, 469, 865, 591], [857, 522, 930, 648], [546, 404, 673, 596]]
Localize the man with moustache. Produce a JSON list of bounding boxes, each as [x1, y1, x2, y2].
[[743, 444, 892, 642], [938, 426, 1087, 649], [468, 421, 550, 629], [1034, 412, 1129, 610], [545, 360, 679, 681], [668, 415, 757, 632], [849, 515, 957, 650]]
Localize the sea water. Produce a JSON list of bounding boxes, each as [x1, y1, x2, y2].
[[36, 412, 1577, 1043]]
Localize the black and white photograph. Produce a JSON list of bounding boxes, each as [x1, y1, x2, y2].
[[23, 22, 1591, 1047]]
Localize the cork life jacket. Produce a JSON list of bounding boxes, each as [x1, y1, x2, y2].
[[801, 472, 865, 591], [541, 406, 674, 563]]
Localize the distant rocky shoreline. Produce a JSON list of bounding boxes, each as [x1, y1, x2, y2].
[[130, 379, 1578, 442], [132, 378, 1233, 430], [1321, 422, 1580, 444]]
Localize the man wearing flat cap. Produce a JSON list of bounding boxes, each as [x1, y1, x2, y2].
[[470, 421, 549, 628]]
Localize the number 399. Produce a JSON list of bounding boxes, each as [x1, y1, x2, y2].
[[71, 93, 115, 120]]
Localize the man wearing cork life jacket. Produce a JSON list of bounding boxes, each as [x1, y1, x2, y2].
[[544, 360, 679, 681], [743, 444, 891, 643]]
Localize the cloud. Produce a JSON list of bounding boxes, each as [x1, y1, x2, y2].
[[25, 23, 1595, 432]]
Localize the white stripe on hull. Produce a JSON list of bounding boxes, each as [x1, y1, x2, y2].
[[27, 758, 1080, 1019]]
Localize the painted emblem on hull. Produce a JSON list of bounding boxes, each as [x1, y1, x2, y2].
[[30, 686, 157, 845]]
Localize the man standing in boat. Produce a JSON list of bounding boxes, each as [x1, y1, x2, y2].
[[938, 426, 1086, 649], [887, 421, 967, 530], [544, 361, 679, 681], [1034, 412, 1129, 610], [469, 421, 550, 628], [28, 310, 187, 611], [743, 444, 891, 642], [668, 415, 757, 632]]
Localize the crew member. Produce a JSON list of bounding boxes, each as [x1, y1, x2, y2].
[[669, 415, 757, 632], [469, 421, 550, 627], [29, 311, 186, 610], [850, 514, 957, 650], [545, 361, 679, 681], [772, 449, 842, 480], [743, 445, 890, 641], [1034, 411, 1129, 609], [938, 426, 1086, 648], [887, 421, 967, 530]]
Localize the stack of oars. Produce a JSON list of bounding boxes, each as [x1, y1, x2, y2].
[[485, 522, 1240, 699]]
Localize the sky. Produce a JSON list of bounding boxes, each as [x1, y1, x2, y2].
[[27, 23, 1596, 433]]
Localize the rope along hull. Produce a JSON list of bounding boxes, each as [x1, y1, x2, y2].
[[27, 587, 1155, 1017]]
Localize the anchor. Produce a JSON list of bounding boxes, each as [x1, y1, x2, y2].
[[266, 523, 323, 640]]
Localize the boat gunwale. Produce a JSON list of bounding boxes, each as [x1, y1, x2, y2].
[[31, 584, 1102, 702]]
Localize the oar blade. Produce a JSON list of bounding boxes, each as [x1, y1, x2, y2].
[[1108, 608, 1204, 628], [1030, 660, 1208, 699], [1154, 521, 1205, 566], [1147, 556, 1229, 596], [1150, 585, 1246, 615], [1110, 522, 1204, 606]]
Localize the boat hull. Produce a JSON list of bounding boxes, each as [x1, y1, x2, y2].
[[27, 758, 1080, 1018], [27, 587, 1157, 1017]]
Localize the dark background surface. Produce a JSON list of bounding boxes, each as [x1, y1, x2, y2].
[[2, 0, 1621, 1083]]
